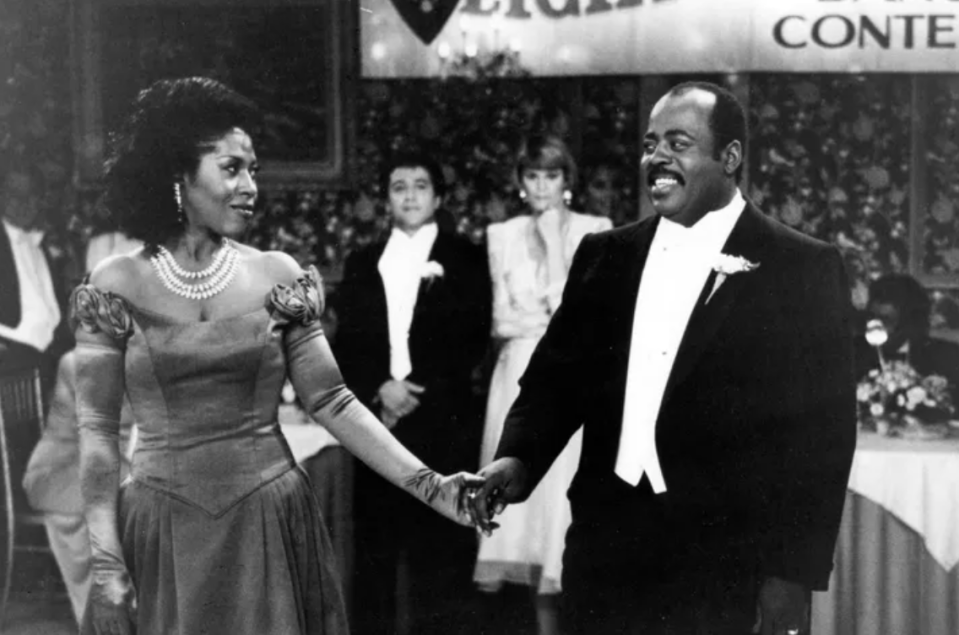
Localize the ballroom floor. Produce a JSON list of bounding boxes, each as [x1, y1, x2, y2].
[[2, 564, 76, 635], [0, 573, 540, 635], [2, 596, 75, 635]]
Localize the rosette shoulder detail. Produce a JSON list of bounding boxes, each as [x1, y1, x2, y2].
[[70, 282, 135, 340], [269, 265, 325, 327]]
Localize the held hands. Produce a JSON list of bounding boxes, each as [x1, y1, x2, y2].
[[377, 379, 425, 427], [88, 566, 137, 635], [465, 457, 529, 536], [755, 576, 809, 635], [404, 468, 490, 530]]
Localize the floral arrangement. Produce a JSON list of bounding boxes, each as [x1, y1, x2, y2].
[[856, 320, 955, 434], [857, 361, 954, 428]]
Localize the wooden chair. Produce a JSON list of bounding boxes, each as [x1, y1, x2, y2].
[[0, 367, 45, 627]]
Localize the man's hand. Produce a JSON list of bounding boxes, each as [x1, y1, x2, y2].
[[404, 468, 489, 528], [377, 379, 425, 425], [466, 457, 529, 535], [756, 576, 809, 635]]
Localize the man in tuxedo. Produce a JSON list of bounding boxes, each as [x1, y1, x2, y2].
[[470, 82, 856, 634], [855, 273, 959, 405], [0, 161, 71, 392], [334, 151, 491, 634]]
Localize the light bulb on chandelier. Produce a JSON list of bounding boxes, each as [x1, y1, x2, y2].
[[436, 14, 528, 79]]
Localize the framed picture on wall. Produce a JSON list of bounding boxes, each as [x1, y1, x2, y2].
[[70, 0, 356, 189]]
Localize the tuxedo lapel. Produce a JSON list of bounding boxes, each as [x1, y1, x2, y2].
[[42, 240, 68, 309], [662, 204, 769, 403], [366, 240, 390, 339], [411, 230, 448, 323], [0, 225, 21, 327]]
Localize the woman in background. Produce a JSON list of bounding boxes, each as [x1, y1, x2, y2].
[[73, 76, 483, 635], [474, 135, 611, 635], [579, 159, 633, 227]]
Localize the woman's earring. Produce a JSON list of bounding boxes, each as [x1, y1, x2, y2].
[[519, 189, 527, 201], [563, 189, 572, 206], [174, 182, 185, 224]]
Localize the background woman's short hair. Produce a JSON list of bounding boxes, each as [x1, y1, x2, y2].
[[515, 134, 578, 192]]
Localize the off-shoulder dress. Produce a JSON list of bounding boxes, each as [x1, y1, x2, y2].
[[73, 267, 350, 634]]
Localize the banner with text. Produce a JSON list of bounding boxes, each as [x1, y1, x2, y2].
[[363, 0, 959, 77]]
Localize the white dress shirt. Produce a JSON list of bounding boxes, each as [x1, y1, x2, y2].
[[0, 218, 61, 352], [377, 222, 439, 380], [615, 191, 745, 492]]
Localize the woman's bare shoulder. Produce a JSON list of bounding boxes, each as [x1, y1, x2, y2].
[[86, 249, 150, 298], [243, 247, 307, 287]]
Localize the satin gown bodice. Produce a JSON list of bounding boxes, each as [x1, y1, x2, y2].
[[125, 307, 297, 516]]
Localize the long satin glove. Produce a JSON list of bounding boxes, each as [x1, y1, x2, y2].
[[75, 336, 137, 633], [284, 321, 486, 528]]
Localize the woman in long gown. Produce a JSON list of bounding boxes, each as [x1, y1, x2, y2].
[[74, 77, 484, 635], [474, 135, 612, 634]]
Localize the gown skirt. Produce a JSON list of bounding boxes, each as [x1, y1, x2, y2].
[[80, 465, 348, 635]]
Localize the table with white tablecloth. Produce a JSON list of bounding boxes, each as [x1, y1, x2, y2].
[[811, 431, 959, 635]]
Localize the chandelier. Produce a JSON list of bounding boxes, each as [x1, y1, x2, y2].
[[436, 14, 529, 79]]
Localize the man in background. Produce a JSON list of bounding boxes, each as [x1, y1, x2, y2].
[[334, 150, 491, 635], [0, 160, 71, 390]]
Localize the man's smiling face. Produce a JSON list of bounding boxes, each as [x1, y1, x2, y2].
[[641, 88, 734, 227]]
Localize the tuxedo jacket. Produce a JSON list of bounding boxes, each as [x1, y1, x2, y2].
[[496, 201, 857, 591], [334, 228, 492, 473]]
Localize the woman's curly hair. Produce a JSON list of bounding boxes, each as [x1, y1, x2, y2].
[[101, 77, 261, 248]]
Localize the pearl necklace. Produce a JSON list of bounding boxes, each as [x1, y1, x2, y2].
[[156, 241, 231, 279], [150, 240, 240, 300]]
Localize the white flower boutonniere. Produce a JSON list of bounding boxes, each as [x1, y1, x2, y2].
[[714, 254, 760, 276], [421, 261, 445, 281], [707, 253, 760, 304]]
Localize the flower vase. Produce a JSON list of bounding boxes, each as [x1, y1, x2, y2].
[[870, 412, 918, 436], [873, 415, 892, 437], [901, 413, 923, 429]]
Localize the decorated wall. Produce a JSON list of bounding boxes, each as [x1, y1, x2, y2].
[[2, 0, 958, 330]]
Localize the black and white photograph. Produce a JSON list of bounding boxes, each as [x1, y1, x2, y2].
[[1, 0, 958, 633]]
